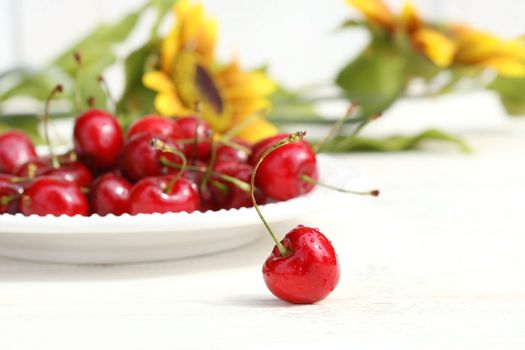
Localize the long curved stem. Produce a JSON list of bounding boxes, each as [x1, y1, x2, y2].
[[300, 174, 379, 197], [250, 131, 306, 257]]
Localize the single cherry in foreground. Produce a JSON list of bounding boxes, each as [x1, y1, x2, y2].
[[263, 225, 340, 304], [19, 176, 89, 216], [0, 131, 37, 174], [250, 132, 340, 304]]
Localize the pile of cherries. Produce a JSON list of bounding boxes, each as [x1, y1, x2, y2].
[[0, 94, 319, 217]]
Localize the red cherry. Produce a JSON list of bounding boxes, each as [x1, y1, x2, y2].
[[262, 225, 340, 304], [214, 138, 250, 164], [19, 176, 89, 216], [0, 131, 37, 174], [46, 161, 93, 188], [250, 133, 318, 201], [89, 173, 132, 216], [173, 116, 213, 160], [14, 158, 51, 178], [129, 176, 198, 214], [127, 115, 184, 139], [207, 161, 266, 210], [120, 132, 183, 182], [73, 109, 124, 171], [0, 174, 22, 214], [14, 158, 93, 188]]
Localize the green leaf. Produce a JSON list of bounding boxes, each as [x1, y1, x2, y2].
[[0, 69, 69, 102], [488, 75, 525, 116], [339, 18, 368, 29], [75, 53, 117, 110], [150, 0, 177, 40], [0, 4, 147, 105], [268, 86, 323, 124], [53, 7, 146, 76], [117, 42, 158, 125], [319, 129, 471, 152], [0, 114, 43, 143], [336, 41, 408, 115]]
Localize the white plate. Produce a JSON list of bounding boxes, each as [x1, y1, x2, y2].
[[0, 155, 368, 264]]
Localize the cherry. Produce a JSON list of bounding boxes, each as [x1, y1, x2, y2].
[[89, 173, 132, 216], [14, 158, 50, 178], [214, 138, 250, 164], [262, 225, 340, 304], [173, 116, 213, 160], [46, 161, 93, 188], [129, 176, 198, 214], [19, 176, 89, 216], [250, 133, 318, 201], [207, 161, 266, 210], [0, 131, 37, 174], [250, 132, 340, 304], [0, 174, 22, 214], [73, 108, 124, 172], [120, 132, 183, 182], [127, 115, 184, 139]]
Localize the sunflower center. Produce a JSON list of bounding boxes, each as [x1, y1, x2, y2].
[[195, 65, 224, 114], [173, 51, 231, 132]]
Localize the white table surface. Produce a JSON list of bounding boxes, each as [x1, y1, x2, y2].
[[1, 116, 525, 349]]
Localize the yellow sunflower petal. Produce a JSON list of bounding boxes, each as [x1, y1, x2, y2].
[[235, 117, 278, 143], [154, 92, 192, 116], [161, 26, 180, 72], [143, 71, 176, 93], [230, 98, 272, 122], [175, 0, 216, 61], [454, 30, 502, 63], [482, 57, 525, 77], [411, 28, 456, 67], [222, 74, 276, 99], [345, 0, 395, 30], [400, 2, 422, 33]]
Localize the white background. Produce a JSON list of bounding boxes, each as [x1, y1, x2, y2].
[[1, 0, 525, 90]]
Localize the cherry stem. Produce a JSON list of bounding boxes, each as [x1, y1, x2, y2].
[[218, 138, 251, 155], [160, 157, 250, 193], [73, 52, 83, 111], [150, 138, 187, 193], [43, 84, 63, 169], [200, 134, 218, 191], [300, 174, 379, 197], [174, 138, 250, 154], [97, 75, 117, 115], [313, 103, 358, 153], [251, 131, 306, 257]]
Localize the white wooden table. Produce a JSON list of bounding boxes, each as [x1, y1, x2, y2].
[[1, 118, 524, 349]]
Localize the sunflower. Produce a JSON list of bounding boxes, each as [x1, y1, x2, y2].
[[449, 26, 525, 77], [143, 0, 277, 142], [346, 0, 456, 67], [347, 0, 525, 76]]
